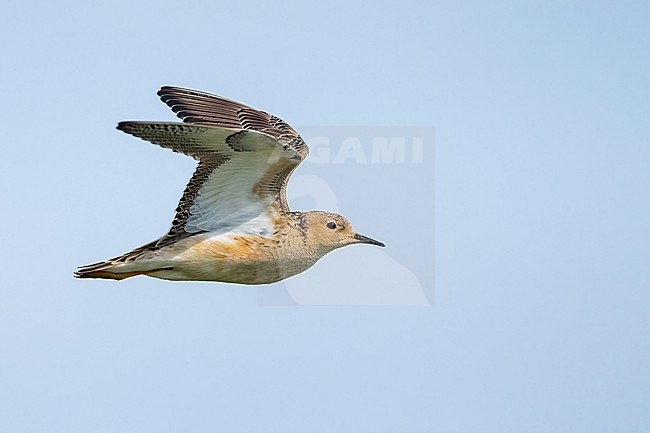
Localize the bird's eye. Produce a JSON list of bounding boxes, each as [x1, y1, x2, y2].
[[326, 221, 337, 230]]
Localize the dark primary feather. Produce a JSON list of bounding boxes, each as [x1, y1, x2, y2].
[[157, 86, 309, 159]]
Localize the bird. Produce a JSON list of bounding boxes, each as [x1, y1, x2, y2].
[[75, 87, 385, 284]]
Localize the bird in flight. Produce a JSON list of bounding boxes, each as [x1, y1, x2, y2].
[[75, 86, 385, 284]]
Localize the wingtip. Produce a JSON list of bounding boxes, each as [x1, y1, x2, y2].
[[116, 121, 136, 134], [158, 85, 191, 97], [158, 85, 186, 104], [157, 85, 172, 97]]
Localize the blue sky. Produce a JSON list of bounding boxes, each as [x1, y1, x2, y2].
[[1, 1, 649, 432]]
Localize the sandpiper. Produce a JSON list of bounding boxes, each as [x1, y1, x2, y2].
[[75, 86, 385, 284]]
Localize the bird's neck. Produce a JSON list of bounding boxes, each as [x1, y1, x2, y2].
[[283, 211, 337, 259]]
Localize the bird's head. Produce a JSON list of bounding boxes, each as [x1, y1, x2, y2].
[[304, 211, 385, 255]]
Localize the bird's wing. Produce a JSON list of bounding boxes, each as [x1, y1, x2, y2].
[[157, 86, 309, 158], [157, 86, 309, 213], [117, 121, 304, 248]]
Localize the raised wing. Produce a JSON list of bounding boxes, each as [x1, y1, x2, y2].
[[117, 121, 302, 248], [157, 86, 309, 159], [157, 86, 309, 214]]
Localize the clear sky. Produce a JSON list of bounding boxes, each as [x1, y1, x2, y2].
[[1, 1, 649, 432]]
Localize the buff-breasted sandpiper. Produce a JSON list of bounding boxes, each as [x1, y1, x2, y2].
[[75, 86, 385, 284]]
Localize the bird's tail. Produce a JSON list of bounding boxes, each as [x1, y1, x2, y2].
[[74, 260, 148, 280], [75, 239, 172, 280]]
